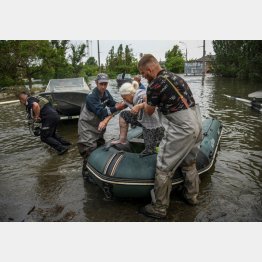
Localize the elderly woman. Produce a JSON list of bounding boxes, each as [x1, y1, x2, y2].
[[111, 82, 164, 156]]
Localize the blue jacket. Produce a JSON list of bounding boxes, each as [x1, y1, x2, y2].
[[86, 87, 117, 120], [139, 83, 146, 90]]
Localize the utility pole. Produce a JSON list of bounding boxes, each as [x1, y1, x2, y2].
[[179, 41, 188, 75], [179, 41, 187, 61], [86, 40, 90, 59], [202, 40, 206, 85], [90, 40, 93, 57], [97, 40, 101, 72]]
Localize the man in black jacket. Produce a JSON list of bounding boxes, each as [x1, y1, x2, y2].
[[19, 92, 71, 155]]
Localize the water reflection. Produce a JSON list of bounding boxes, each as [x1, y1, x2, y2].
[[0, 75, 261, 222]]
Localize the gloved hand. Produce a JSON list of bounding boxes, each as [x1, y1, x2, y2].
[[115, 102, 126, 111]]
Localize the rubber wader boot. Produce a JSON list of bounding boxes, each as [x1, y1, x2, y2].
[[140, 168, 172, 219], [182, 163, 200, 205], [175, 185, 199, 206], [140, 203, 167, 219]]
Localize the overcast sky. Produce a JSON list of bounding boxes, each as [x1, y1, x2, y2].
[[76, 40, 214, 65]]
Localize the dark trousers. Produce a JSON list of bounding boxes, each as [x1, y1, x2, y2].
[[40, 115, 70, 152]]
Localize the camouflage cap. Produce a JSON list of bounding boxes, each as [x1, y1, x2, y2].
[[96, 73, 109, 83]]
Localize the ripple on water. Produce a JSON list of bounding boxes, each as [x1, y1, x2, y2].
[[0, 76, 262, 222]]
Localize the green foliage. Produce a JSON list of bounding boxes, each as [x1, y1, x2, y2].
[[84, 57, 99, 77], [68, 43, 86, 77], [213, 40, 262, 81], [0, 40, 52, 88], [86, 57, 97, 66], [0, 40, 95, 89], [105, 44, 139, 77], [46, 40, 71, 80], [164, 45, 185, 73]]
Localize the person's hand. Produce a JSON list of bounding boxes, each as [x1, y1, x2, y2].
[[34, 117, 41, 123], [131, 103, 144, 114], [98, 120, 107, 131], [115, 102, 126, 111]]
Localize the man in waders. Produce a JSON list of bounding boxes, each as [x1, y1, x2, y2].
[[77, 73, 126, 175], [19, 92, 71, 155], [137, 54, 203, 219]]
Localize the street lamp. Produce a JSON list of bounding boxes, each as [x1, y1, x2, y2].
[[179, 41, 187, 61]]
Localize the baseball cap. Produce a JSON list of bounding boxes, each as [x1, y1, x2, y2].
[[96, 73, 109, 83]]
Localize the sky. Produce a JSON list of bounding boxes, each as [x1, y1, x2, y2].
[[77, 40, 214, 65]]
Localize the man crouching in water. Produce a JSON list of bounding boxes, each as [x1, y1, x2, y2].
[[19, 92, 71, 155], [137, 54, 203, 219], [77, 73, 126, 176]]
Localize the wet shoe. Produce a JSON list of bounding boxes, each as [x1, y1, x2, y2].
[[139, 204, 167, 219], [57, 146, 69, 155]]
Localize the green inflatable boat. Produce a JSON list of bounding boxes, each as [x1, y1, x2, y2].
[[85, 118, 223, 199]]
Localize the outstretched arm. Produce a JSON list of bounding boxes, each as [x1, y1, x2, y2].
[[98, 101, 126, 131], [98, 115, 113, 131]]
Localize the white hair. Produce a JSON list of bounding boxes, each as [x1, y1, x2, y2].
[[132, 80, 139, 90], [119, 82, 137, 95]]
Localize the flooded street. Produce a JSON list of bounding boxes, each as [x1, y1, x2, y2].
[[0, 75, 262, 222]]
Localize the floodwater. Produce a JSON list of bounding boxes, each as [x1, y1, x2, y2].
[[0, 75, 261, 222]]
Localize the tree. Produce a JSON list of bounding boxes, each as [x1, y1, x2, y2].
[[212, 40, 262, 80], [85, 57, 99, 76], [0, 40, 20, 86], [68, 43, 86, 77], [46, 40, 71, 80], [116, 44, 124, 65], [164, 45, 185, 73], [86, 57, 97, 66], [0, 40, 53, 89], [105, 44, 138, 77], [0, 40, 96, 88]]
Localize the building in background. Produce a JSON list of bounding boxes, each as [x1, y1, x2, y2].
[[184, 54, 215, 76]]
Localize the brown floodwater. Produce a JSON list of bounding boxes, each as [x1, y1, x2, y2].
[[0, 75, 261, 222]]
